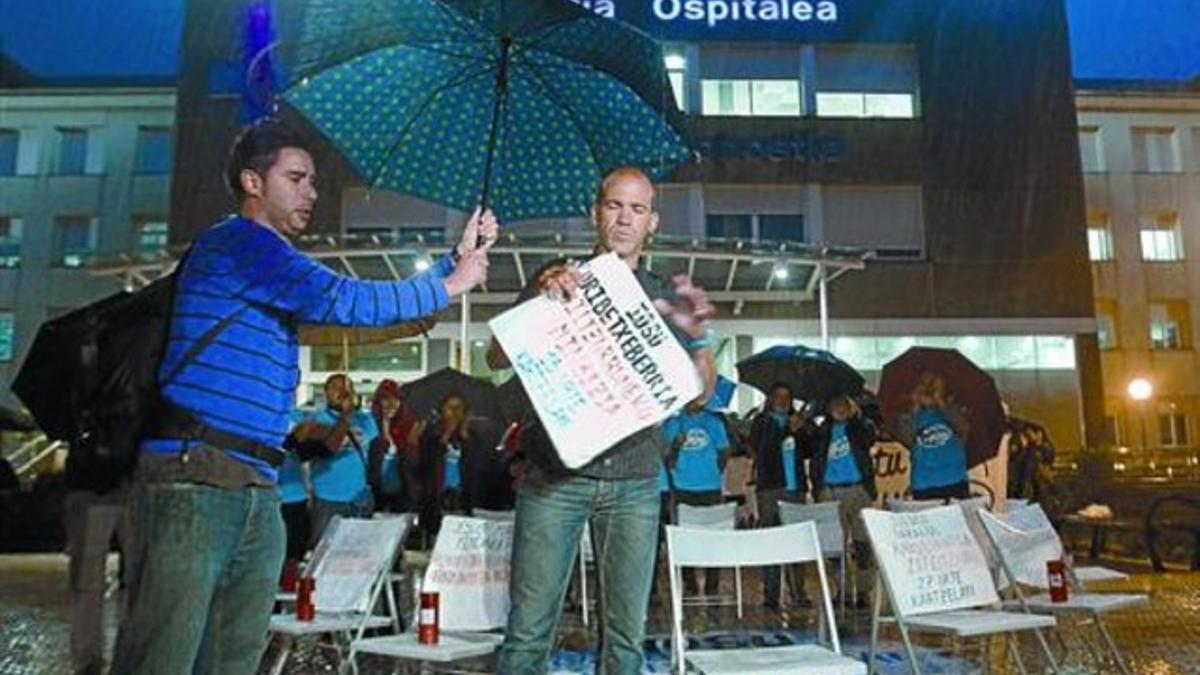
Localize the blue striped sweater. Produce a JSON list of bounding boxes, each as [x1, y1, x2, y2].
[[140, 216, 454, 480]]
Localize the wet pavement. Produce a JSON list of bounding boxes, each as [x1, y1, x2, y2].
[[3, 552, 1200, 674]]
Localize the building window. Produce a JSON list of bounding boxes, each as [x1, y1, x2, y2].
[[664, 50, 687, 110], [1078, 126, 1104, 172], [0, 129, 17, 176], [1149, 301, 1189, 350], [1104, 415, 1121, 446], [705, 213, 803, 242], [815, 92, 914, 118], [134, 126, 173, 175], [54, 215, 96, 268], [1131, 127, 1179, 173], [1097, 312, 1117, 350], [705, 213, 753, 239], [701, 79, 801, 116], [814, 45, 918, 119], [309, 341, 424, 373], [134, 218, 169, 260], [0, 216, 22, 269], [1087, 228, 1114, 262], [1159, 410, 1189, 447], [0, 312, 12, 362], [1139, 212, 1183, 262], [57, 128, 90, 175]]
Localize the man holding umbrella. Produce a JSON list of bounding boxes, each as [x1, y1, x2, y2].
[[111, 119, 496, 675], [487, 167, 716, 674]]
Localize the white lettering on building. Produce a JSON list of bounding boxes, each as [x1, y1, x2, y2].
[[653, 0, 839, 27]]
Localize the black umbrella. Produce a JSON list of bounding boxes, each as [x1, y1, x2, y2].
[[736, 344, 865, 404], [11, 288, 138, 439], [401, 368, 503, 429], [0, 406, 36, 433]]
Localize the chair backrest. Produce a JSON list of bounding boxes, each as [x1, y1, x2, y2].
[[886, 497, 945, 512], [977, 506, 1064, 590], [309, 515, 412, 615], [887, 497, 995, 570], [862, 506, 1001, 618], [676, 501, 737, 530], [666, 521, 842, 671], [1006, 498, 1031, 511], [473, 508, 516, 522], [422, 515, 514, 631], [779, 500, 845, 556]]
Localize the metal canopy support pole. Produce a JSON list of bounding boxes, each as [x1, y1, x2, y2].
[[459, 293, 471, 372], [818, 261, 830, 350]]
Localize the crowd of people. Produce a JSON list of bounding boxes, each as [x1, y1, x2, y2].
[[55, 119, 1056, 675]]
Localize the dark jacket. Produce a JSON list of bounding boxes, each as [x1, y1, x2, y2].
[[413, 423, 485, 513], [749, 411, 810, 494], [808, 415, 879, 499]]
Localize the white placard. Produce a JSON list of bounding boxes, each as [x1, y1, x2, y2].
[[311, 517, 407, 614], [489, 253, 703, 468], [422, 516, 514, 631], [863, 506, 1000, 617]]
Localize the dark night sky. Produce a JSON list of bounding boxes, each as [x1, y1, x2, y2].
[[0, 0, 1197, 82]]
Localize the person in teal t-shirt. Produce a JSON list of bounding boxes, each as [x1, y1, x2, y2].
[[897, 373, 971, 501], [810, 395, 879, 607], [664, 400, 731, 597]]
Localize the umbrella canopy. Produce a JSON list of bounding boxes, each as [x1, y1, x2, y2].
[[0, 405, 36, 433], [877, 346, 1006, 468], [736, 344, 865, 404], [283, 0, 691, 223], [12, 288, 136, 440], [400, 368, 503, 427]]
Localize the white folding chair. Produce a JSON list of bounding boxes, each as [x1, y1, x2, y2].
[[995, 502, 1129, 585], [676, 501, 744, 618], [667, 522, 866, 674], [266, 515, 412, 675], [862, 506, 1060, 675], [349, 515, 512, 672], [473, 508, 515, 522], [978, 506, 1147, 675], [779, 501, 848, 612]]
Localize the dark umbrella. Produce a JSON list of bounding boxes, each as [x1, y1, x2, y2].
[[496, 376, 534, 425], [0, 405, 35, 432], [282, 0, 691, 223], [11, 288, 139, 439], [401, 368, 503, 430], [877, 346, 1006, 468], [736, 344, 865, 403]]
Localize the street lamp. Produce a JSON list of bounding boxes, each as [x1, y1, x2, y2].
[[1127, 378, 1153, 453]]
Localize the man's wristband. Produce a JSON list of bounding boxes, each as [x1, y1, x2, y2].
[[684, 327, 716, 351]]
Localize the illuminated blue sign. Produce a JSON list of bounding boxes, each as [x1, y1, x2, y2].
[[566, 0, 917, 41]]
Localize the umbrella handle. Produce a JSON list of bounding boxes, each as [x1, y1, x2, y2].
[[477, 37, 512, 245]]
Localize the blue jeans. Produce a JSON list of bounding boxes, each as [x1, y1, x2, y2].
[[111, 482, 284, 675], [498, 475, 659, 675]]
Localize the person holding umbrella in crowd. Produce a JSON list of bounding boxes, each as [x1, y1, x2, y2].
[[748, 383, 812, 610], [896, 372, 971, 501], [809, 395, 878, 607], [409, 392, 486, 538]]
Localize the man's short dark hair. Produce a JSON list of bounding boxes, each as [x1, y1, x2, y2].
[[225, 118, 311, 201]]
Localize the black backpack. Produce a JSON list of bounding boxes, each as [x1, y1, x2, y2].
[[12, 256, 284, 494]]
